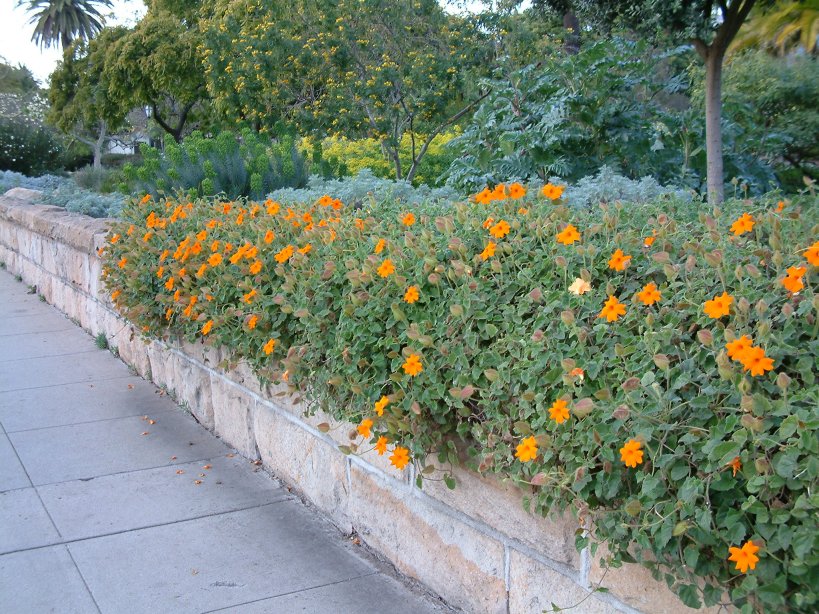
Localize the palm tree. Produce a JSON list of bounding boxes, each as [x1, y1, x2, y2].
[[731, 0, 819, 55], [18, 0, 114, 50]]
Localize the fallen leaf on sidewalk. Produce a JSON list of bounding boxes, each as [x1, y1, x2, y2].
[[128, 384, 134, 390], [148, 419, 156, 425], [202, 465, 212, 469], [194, 480, 202, 485], [170, 455, 177, 460], [199, 473, 206, 477], [141, 432, 149, 435], [226, 453, 235, 458], [176, 470, 185, 475]]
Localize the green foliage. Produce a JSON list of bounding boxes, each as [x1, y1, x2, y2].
[[0, 62, 40, 94], [0, 115, 65, 176], [122, 130, 308, 200], [719, 50, 819, 190], [445, 38, 695, 192], [0, 170, 124, 217], [103, 183, 818, 613], [19, 0, 113, 49]]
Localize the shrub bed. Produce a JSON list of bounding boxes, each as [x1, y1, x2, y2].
[[102, 185, 818, 612]]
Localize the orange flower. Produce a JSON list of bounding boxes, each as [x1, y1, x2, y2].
[[404, 286, 420, 304], [548, 399, 570, 424], [775, 200, 785, 212], [480, 241, 496, 261], [737, 345, 774, 377], [541, 183, 565, 200], [401, 212, 415, 226], [726, 335, 753, 361], [636, 282, 661, 306], [264, 230, 275, 244], [318, 194, 333, 207], [374, 238, 386, 254], [492, 183, 507, 200], [474, 188, 493, 205], [608, 249, 631, 271], [196, 264, 208, 278], [402, 353, 422, 376], [164, 277, 175, 291], [110, 233, 120, 244], [110, 289, 121, 301], [374, 396, 390, 416], [703, 292, 733, 319], [249, 260, 263, 275], [482, 216, 494, 230], [569, 367, 584, 381], [202, 320, 214, 335], [118, 257, 127, 269], [274, 245, 294, 263], [508, 183, 526, 199], [143, 231, 153, 242], [357, 418, 373, 439], [126, 224, 134, 236], [165, 307, 173, 320], [515, 435, 538, 462], [556, 224, 581, 245], [643, 236, 656, 248], [390, 446, 410, 470], [298, 244, 312, 255], [518, 207, 528, 215], [730, 213, 755, 236], [354, 218, 365, 230], [728, 540, 760, 574], [208, 253, 223, 267], [781, 265, 807, 294], [620, 439, 643, 468], [263, 338, 276, 355], [598, 295, 626, 322], [140, 194, 151, 204], [805, 241, 819, 266], [243, 289, 257, 304], [489, 220, 510, 239], [247, 315, 259, 330], [728, 456, 741, 477], [160, 249, 169, 262], [377, 259, 395, 278], [375, 436, 388, 456], [266, 201, 280, 216]]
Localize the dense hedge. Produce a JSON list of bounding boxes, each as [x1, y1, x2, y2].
[[102, 186, 818, 612]]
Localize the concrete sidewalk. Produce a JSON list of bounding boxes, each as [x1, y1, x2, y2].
[[0, 269, 447, 614]]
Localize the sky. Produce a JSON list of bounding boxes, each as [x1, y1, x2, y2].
[[0, 0, 147, 86]]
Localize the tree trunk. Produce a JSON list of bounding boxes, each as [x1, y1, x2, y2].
[[563, 11, 580, 55], [92, 121, 107, 170], [703, 48, 725, 204]]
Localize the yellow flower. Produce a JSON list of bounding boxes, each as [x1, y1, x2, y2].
[[402, 353, 422, 376], [404, 285, 420, 304], [377, 259, 395, 278], [620, 439, 643, 468], [568, 278, 591, 295], [515, 435, 538, 462]]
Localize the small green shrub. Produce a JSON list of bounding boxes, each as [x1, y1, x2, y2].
[[122, 129, 309, 200]]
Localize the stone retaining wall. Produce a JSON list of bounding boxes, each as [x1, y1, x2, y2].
[[0, 189, 711, 614]]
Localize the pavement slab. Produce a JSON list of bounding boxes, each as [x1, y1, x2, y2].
[[0, 327, 105, 363], [0, 432, 30, 491], [0, 375, 173, 433], [0, 546, 99, 613], [38, 455, 289, 541], [68, 502, 377, 614], [0, 487, 61, 554], [0, 348, 133, 393], [9, 411, 230, 486]]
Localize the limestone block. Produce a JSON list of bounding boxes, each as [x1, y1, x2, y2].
[[347, 464, 507, 614], [508, 549, 617, 614], [174, 354, 215, 430], [147, 339, 175, 390], [422, 463, 581, 570], [253, 402, 350, 527], [112, 322, 152, 378], [588, 545, 723, 614], [210, 374, 257, 457]]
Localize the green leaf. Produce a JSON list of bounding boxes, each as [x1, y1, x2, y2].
[[677, 584, 702, 609]]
